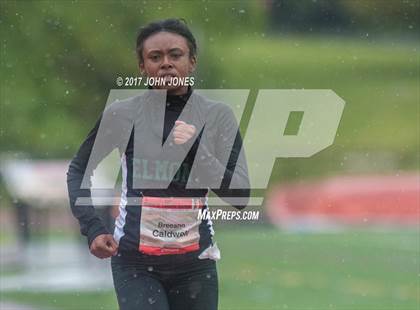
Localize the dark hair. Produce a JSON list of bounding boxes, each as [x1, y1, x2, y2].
[[136, 18, 197, 63]]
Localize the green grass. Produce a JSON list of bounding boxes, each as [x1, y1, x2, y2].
[[217, 226, 419, 310], [0, 291, 117, 310], [2, 226, 419, 310], [202, 35, 420, 181]]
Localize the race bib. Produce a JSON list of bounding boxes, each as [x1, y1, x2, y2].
[[139, 196, 203, 255]]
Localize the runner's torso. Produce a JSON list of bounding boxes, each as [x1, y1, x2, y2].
[[114, 87, 214, 256], [67, 87, 249, 262]]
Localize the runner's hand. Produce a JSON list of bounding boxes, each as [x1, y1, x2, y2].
[[90, 234, 118, 259], [173, 120, 196, 145]]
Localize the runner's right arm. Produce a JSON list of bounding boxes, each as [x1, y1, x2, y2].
[[67, 103, 132, 247], [66, 115, 110, 247]]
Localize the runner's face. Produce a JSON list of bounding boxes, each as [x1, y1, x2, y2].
[[140, 31, 196, 95]]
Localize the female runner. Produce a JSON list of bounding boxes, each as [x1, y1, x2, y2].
[[67, 18, 249, 310]]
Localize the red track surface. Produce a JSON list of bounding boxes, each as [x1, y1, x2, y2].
[[266, 173, 420, 229]]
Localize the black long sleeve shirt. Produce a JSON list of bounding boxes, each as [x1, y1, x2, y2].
[[66, 87, 250, 255]]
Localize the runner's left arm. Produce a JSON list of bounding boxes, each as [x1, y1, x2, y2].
[[195, 105, 250, 209]]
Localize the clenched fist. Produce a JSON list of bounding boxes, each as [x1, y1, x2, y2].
[[173, 120, 196, 145], [90, 234, 118, 259]]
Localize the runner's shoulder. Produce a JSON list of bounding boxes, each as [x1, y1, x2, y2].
[[102, 91, 149, 121], [191, 92, 236, 123]]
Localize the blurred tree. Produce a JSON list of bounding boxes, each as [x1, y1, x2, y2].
[[267, 0, 420, 36], [0, 0, 265, 157], [268, 0, 351, 34]]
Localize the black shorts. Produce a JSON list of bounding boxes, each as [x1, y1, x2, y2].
[[111, 252, 218, 310]]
